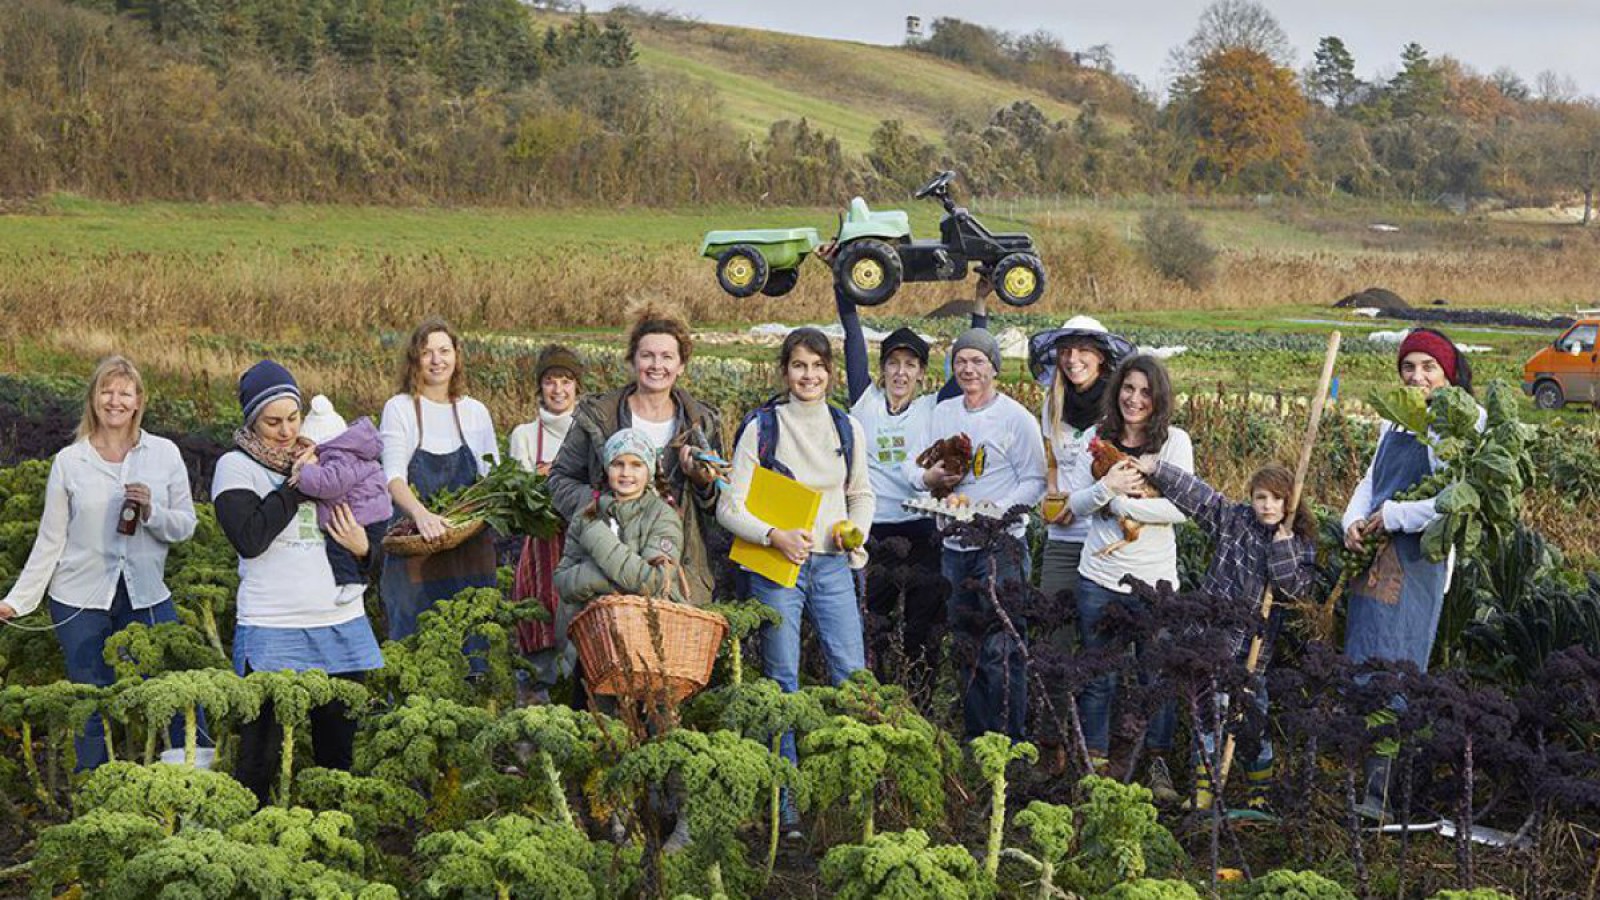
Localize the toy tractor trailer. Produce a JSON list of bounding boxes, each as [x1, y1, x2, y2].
[[699, 170, 1047, 308]]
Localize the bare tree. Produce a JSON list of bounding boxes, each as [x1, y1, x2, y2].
[[1167, 0, 1294, 88], [1535, 70, 1580, 104]]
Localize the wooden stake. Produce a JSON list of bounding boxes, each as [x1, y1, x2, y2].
[[1218, 331, 1341, 791]]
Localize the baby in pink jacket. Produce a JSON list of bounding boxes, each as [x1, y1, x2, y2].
[[296, 396, 393, 587]]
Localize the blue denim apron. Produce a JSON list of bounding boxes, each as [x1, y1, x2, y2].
[[1344, 428, 1449, 670], [380, 397, 497, 641]]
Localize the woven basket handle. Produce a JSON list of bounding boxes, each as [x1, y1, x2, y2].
[[650, 557, 689, 604]]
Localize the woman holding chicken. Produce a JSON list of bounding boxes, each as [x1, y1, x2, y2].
[[1067, 354, 1192, 803]]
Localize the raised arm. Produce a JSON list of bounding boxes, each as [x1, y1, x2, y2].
[[835, 285, 872, 406], [935, 278, 991, 402]]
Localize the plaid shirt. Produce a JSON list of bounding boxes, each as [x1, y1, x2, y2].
[[1150, 462, 1318, 614]]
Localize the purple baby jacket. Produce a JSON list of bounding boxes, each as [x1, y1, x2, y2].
[[295, 417, 394, 528]]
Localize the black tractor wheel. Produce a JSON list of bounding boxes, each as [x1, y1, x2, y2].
[[834, 239, 903, 306], [761, 268, 800, 297], [717, 245, 769, 298], [1534, 380, 1564, 410], [992, 253, 1047, 307]]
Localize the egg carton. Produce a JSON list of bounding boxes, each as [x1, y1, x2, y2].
[[901, 497, 1008, 522]]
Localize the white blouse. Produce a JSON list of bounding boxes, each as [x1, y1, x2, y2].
[[2, 433, 196, 616]]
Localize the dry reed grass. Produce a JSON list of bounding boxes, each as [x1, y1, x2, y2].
[[6, 224, 1598, 345]]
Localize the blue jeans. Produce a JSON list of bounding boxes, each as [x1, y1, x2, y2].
[[51, 580, 200, 770], [751, 554, 866, 763], [944, 542, 1030, 741], [1075, 578, 1176, 756]]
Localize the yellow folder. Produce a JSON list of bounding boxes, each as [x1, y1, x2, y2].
[[730, 466, 821, 588]]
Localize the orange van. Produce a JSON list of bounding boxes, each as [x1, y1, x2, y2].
[[1523, 312, 1600, 409]]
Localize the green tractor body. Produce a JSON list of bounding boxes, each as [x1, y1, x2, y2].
[[699, 170, 1047, 307]]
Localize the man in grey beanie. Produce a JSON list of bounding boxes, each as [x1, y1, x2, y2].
[[904, 327, 1046, 742]]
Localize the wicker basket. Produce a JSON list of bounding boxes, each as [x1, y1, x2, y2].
[[569, 570, 727, 703], [382, 519, 487, 558]]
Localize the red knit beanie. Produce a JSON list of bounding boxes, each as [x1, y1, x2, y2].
[[1397, 330, 1458, 385]]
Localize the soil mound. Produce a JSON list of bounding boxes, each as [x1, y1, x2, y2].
[[1333, 287, 1409, 312]]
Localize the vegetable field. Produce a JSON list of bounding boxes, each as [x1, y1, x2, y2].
[[2, 422, 1599, 896]]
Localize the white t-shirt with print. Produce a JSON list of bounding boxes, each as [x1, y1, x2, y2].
[[850, 384, 936, 525], [212, 451, 366, 628]]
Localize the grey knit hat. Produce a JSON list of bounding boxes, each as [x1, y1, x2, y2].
[[951, 328, 1002, 372]]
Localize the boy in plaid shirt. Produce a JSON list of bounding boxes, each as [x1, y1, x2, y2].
[[1133, 458, 1319, 812]]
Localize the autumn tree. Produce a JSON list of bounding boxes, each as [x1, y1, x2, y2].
[[1190, 46, 1309, 188]]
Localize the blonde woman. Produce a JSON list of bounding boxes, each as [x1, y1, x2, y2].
[[0, 357, 197, 770]]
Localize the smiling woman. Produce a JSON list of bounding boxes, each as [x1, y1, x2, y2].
[[715, 326, 874, 837], [546, 308, 726, 605], [0, 356, 199, 771], [378, 318, 500, 644]]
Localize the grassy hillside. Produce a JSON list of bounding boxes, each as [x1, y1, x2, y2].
[[535, 11, 1095, 154]]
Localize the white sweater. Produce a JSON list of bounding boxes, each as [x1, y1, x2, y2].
[[718, 395, 875, 565], [508, 408, 574, 472], [379, 394, 498, 484], [1070, 426, 1194, 594], [2, 434, 196, 617], [905, 390, 1048, 550]]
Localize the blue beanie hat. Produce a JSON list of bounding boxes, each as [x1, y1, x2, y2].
[[604, 428, 659, 479], [239, 360, 301, 426]]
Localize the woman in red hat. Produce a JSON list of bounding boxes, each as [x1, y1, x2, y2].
[[1339, 327, 1481, 817]]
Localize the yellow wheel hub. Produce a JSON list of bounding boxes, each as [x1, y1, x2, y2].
[[1003, 266, 1037, 298], [851, 258, 884, 290], [724, 256, 756, 288]]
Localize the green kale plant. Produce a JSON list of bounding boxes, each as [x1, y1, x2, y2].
[[1001, 801, 1075, 900], [473, 704, 626, 828], [607, 728, 780, 898], [117, 667, 260, 765], [294, 767, 427, 838], [1229, 868, 1355, 898], [355, 694, 492, 829], [75, 760, 256, 834], [27, 810, 165, 898], [969, 732, 1038, 878], [700, 678, 822, 876], [705, 599, 782, 686], [244, 670, 369, 805], [416, 813, 636, 900], [368, 587, 516, 712], [799, 715, 943, 843], [820, 828, 991, 900]]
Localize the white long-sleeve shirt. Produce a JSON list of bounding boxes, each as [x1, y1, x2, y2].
[[905, 390, 1047, 550], [1041, 396, 1096, 544], [1070, 426, 1194, 594], [718, 395, 875, 566], [1340, 408, 1485, 591], [379, 394, 498, 484], [2, 433, 196, 617], [850, 385, 937, 525]]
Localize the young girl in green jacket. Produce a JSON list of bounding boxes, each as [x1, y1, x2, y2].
[[553, 428, 685, 652]]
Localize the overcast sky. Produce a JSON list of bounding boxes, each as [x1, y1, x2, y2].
[[594, 1, 1600, 100]]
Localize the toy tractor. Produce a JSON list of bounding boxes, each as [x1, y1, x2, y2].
[[699, 170, 1047, 307]]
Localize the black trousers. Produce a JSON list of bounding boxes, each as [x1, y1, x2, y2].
[[235, 670, 364, 807], [863, 518, 947, 705]]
